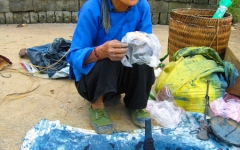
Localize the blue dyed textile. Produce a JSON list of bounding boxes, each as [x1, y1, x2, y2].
[[27, 38, 71, 78], [21, 112, 239, 150]]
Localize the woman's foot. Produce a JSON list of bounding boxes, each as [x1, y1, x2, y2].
[[90, 96, 113, 134], [131, 109, 150, 128], [89, 107, 114, 134]]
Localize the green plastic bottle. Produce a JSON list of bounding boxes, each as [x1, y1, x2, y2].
[[213, 0, 232, 19]]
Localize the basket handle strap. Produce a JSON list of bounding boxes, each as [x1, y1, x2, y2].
[[209, 19, 220, 53]]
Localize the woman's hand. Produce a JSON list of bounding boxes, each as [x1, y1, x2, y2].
[[97, 40, 128, 61]]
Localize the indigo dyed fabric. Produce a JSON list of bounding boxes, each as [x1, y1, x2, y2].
[[27, 38, 71, 78], [21, 112, 238, 150]]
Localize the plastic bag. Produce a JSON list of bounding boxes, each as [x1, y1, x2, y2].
[[210, 93, 240, 122], [121, 31, 162, 67], [146, 100, 184, 128], [156, 86, 174, 102]]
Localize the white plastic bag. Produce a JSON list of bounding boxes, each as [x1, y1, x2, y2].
[[156, 86, 174, 102], [121, 31, 162, 67], [146, 100, 184, 128]]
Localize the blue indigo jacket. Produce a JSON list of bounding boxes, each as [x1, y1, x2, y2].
[[66, 0, 152, 81]]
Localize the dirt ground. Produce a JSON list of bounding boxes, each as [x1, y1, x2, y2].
[[0, 23, 239, 150]]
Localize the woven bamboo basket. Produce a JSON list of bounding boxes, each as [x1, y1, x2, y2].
[[168, 8, 233, 61]]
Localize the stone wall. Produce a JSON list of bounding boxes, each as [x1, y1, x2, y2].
[[149, 0, 219, 24], [0, 0, 220, 25]]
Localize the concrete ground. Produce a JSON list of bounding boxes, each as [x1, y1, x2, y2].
[[0, 23, 239, 150]]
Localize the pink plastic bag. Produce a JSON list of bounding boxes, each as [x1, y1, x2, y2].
[[210, 93, 240, 122]]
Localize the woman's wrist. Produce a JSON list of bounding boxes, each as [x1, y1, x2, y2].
[[94, 47, 101, 60]]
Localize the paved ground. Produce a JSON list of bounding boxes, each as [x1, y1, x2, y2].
[[0, 23, 239, 150]]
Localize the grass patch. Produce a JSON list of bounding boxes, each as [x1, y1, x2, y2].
[[228, 0, 240, 23]]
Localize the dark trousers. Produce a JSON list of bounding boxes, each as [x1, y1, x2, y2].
[[75, 59, 155, 110]]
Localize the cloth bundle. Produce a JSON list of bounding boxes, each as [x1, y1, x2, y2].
[[155, 47, 239, 113], [22, 38, 71, 78]]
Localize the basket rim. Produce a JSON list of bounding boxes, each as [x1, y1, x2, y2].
[[171, 8, 232, 20]]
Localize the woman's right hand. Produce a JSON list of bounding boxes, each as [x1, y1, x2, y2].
[[96, 40, 128, 61]]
